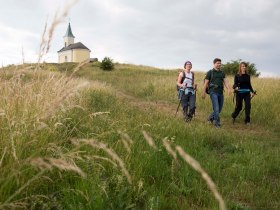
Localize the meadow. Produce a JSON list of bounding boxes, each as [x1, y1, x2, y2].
[[0, 62, 279, 209]]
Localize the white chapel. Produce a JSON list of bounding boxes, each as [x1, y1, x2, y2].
[[58, 23, 91, 63]]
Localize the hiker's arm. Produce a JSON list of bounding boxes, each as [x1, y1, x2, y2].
[[248, 75, 254, 93], [202, 79, 209, 99], [177, 72, 185, 88], [232, 75, 238, 90], [223, 78, 231, 94], [248, 75, 256, 96]]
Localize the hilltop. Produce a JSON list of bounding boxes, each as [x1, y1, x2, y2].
[[0, 62, 279, 209]]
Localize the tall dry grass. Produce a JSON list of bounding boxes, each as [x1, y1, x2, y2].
[[0, 66, 102, 208], [37, 0, 79, 66], [0, 1, 94, 207]]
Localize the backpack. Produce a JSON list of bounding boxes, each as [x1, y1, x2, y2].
[[176, 71, 194, 91], [205, 70, 214, 94]]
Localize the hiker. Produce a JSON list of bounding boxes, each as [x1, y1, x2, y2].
[[231, 62, 256, 125], [177, 61, 196, 122], [202, 58, 231, 128]]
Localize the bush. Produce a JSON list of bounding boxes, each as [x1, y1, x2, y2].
[[100, 57, 114, 71], [222, 59, 260, 77]]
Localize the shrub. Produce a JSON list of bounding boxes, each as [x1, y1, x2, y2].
[[222, 59, 260, 77], [100, 57, 114, 71]]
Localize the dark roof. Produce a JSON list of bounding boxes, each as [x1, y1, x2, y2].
[[64, 23, 75, 38], [57, 42, 91, 53]]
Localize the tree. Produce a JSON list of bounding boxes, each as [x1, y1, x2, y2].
[[100, 57, 114, 71], [222, 59, 260, 77]]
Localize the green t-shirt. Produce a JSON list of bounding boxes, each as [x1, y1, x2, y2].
[[205, 69, 225, 94]]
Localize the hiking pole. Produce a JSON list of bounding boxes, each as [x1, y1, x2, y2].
[[193, 84, 197, 118], [175, 90, 183, 117]]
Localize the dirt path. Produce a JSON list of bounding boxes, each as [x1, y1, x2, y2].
[[116, 90, 176, 114]]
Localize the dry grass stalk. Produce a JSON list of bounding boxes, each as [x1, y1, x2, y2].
[[0, 109, 5, 116], [30, 157, 53, 170], [142, 130, 157, 150], [71, 58, 90, 75], [0, 202, 27, 209], [162, 137, 177, 161], [37, 0, 79, 66], [120, 139, 131, 153], [176, 146, 226, 210], [0, 147, 7, 167], [92, 155, 118, 167], [89, 111, 110, 118], [72, 139, 132, 184], [47, 158, 86, 178], [162, 138, 178, 181], [118, 131, 133, 153], [11, 138, 18, 162], [21, 47, 25, 64], [30, 157, 86, 178], [118, 131, 133, 145], [37, 22, 48, 66]]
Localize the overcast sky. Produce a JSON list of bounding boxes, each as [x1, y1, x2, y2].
[[1, 0, 279, 76]]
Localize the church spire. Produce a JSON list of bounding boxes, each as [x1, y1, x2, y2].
[[64, 23, 75, 38], [63, 23, 75, 47]]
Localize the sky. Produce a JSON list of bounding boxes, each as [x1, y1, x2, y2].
[[0, 0, 280, 77]]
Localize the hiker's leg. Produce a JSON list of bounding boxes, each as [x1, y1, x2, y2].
[[231, 93, 243, 118], [188, 94, 196, 118], [208, 112, 214, 122], [186, 94, 191, 115], [244, 93, 251, 123], [210, 92, 220, 125], [181, 93, 188, 116], [218, 93, 224, 113], [216, 93, 224, 126]]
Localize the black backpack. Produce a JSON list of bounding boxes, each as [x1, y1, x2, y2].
[[205, 70, 214, 94]]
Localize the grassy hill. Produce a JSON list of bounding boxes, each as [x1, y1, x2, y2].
[[0, 62, 279, 209]]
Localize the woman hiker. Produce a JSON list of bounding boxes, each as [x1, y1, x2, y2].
[[231, 61, 256, 125], [177, 61, 196, 122]]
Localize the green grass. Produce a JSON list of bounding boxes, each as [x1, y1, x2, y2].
[[0, 63, 279, 209]]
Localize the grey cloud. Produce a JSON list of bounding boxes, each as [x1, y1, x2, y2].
[[0, 0, 280, 75]]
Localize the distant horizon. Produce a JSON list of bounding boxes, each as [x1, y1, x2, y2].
[[1, 60, 279, 78]]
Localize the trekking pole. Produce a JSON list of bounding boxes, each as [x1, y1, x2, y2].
[[193, 84, 197, 118], [175, 90, 183, 117]]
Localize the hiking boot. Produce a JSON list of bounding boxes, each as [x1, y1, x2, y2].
[[245, 122, 250, 125], [215, 124, 221, 129], [184, 114, 191, 122], [208, 119, 213, 124], [232, 117, 236, 124]]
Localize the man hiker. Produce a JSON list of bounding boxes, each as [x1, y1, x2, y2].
[[177, 61, 196, 122], [202, 58, 231, 128]]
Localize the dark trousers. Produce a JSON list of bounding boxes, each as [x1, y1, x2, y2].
[[181, 93, 196, 118], [231, 93, 251, 123]]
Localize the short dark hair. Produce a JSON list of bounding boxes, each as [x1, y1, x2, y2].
[[213, 58, 221, 64]]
